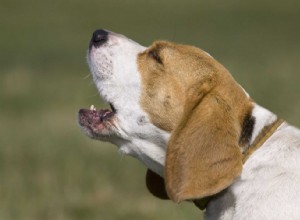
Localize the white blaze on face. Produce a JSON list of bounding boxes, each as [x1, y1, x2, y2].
[[86, 31, 170, 176], [88, 33, 144, 112]]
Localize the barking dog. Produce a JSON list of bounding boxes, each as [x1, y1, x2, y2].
[[78, 29, 300, 220]]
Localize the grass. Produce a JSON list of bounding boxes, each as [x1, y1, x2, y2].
[[1, 0, 300, 219]]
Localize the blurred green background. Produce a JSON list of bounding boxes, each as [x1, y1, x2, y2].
[[1, 0, 300, 219]]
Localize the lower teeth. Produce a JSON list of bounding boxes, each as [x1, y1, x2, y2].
[[90, 105, 96, 111]]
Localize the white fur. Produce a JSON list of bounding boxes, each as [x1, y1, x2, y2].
[[249, 104, 277, 145], [87, 31, 169, 176], [86, 31, 300, 219], [205, 104, 300, 219]]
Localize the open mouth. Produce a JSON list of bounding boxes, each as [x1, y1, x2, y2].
[[78, 103, 117, 136]]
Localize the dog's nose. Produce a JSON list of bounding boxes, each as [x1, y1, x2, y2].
[[91, 29, 108, 47]]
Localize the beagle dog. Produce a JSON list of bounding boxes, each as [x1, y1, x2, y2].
[[78, 29, 300, 220]]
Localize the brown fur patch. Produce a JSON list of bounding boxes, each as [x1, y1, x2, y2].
[[138, 41, 253, 202]]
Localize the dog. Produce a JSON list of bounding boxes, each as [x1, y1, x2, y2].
[[78, 29, 300, 220]]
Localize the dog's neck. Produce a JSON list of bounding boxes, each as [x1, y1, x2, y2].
[[248, 104, 279, 147], [195, 104, 284, 210]]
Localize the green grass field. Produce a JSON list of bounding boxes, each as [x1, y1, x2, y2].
[[1, 0, 300, 219]]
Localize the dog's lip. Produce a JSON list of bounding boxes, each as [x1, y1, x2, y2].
[[78, 103, 117, 133], [109, 103, 116, 112]]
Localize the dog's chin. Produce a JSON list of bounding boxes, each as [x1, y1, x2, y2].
[[78, 104, 117, 140]]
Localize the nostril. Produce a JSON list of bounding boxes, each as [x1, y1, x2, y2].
[[91, 29, 108, 47], [93, 29, 108, 42]]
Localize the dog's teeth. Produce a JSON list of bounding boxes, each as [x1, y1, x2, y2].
[[90, 105, 96, 111]]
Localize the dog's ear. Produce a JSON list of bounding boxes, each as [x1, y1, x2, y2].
[[165, 93, 244, 203], [146, 169, 169, 200]]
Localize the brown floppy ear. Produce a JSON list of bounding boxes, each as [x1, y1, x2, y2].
[[165, 93, 243, 203], [146, 169, 169, 200]]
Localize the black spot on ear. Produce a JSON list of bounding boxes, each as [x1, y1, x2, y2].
[[239, 112, 255, 146]]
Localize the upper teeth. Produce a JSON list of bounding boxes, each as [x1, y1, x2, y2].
[[90, 105, 96, 111]]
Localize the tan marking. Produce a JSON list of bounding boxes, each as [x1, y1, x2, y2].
[[138, 41, 252, 133], [138, 41, 254, 203]]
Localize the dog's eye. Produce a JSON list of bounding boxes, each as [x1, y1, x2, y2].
[[148, 50, 163, 64]]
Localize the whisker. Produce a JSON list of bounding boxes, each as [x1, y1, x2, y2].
[[82, 74, 91, 80], [86, 92, 99, 98]]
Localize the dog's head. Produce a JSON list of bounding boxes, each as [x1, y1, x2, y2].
[[78, 29, 253, 203]]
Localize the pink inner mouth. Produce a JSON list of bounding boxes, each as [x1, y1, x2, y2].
[[78, 104, 116, 134]]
